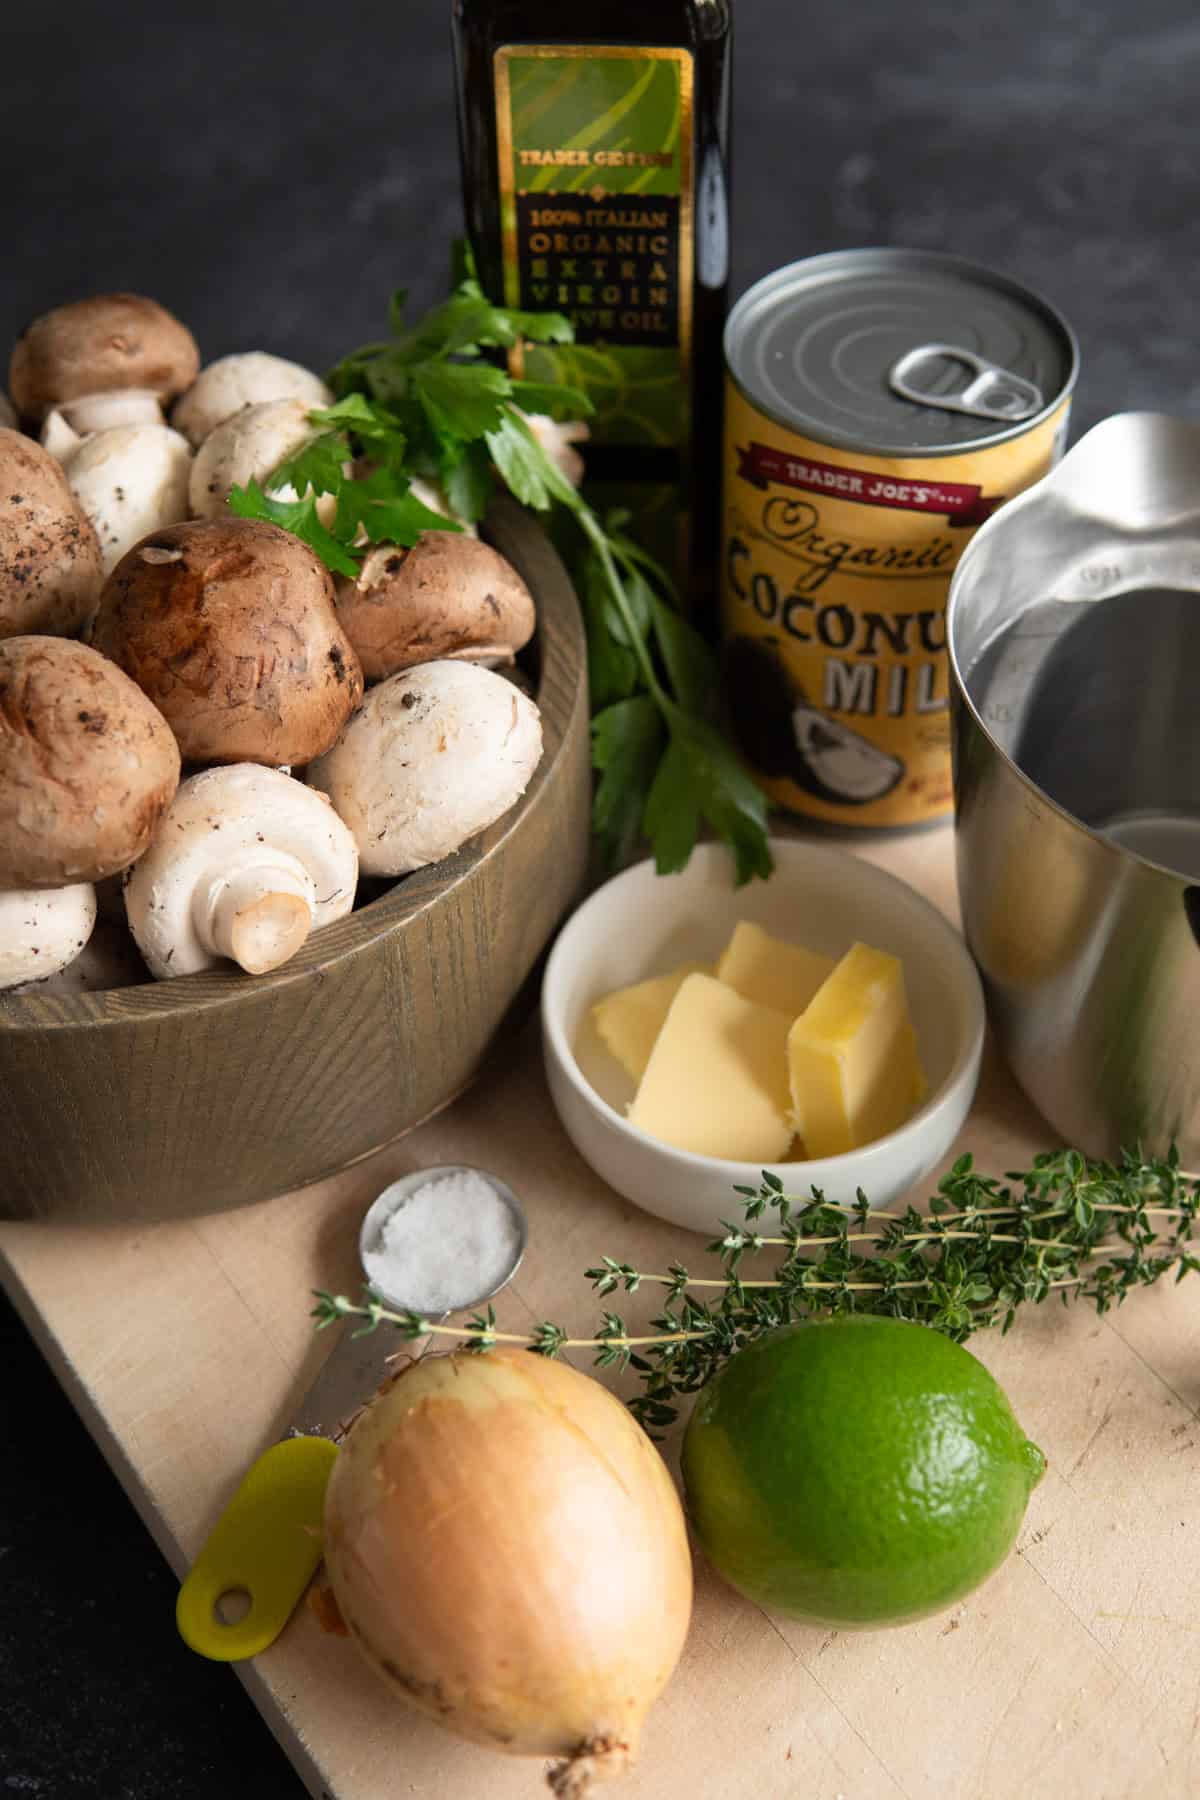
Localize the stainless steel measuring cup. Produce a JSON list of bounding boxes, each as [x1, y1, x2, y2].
[[176, 1165, 527, 1660], [948, 413, 1200, 1161]]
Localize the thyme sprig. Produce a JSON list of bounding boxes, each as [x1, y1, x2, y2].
[[312, 1147, 1199, 1433]]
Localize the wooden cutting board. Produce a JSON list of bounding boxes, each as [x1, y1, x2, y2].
[[2, 825, 1197, 1800]]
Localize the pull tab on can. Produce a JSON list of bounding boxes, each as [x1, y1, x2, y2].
[[889, 344, 1044, 423]]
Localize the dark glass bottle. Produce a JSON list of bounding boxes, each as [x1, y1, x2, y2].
[[451, 0, 733, 626]]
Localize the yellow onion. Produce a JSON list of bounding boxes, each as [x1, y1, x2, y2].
[[322, 1347, 693, 1794]]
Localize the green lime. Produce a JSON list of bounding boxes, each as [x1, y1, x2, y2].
[[681, 1317, 1045, 1628]]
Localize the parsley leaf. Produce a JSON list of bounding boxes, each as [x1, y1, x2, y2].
[[488, 302, 574, 345], [592, 697, 666, 870], [508, 379, 594, 420], [310, 395, 405, 456], [388, 288, 409, 334], [413, 360, 510, 441], [228, 480, 360, 579], [484, 409, 558, 510], [309, 393, 381, 428], [418, 285, 573, 353], [440, 438, 495, 525], [415, 292, 505, 357], [266, 430, 351, 501], [649, 595, 718, 716], [582, 554, 640, 706], [335, 466, 462, 547], [230, 444, 459, 585], [609, 558, 654, 649], [225, 257, 774, 885], [659, 707, 774, 885], [641, 737, 703, 875]]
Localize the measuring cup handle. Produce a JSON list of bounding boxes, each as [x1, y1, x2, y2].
[[176, 1436, 337, 1661]]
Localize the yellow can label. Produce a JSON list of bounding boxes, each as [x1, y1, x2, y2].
[[720, 383, 1070, 826]]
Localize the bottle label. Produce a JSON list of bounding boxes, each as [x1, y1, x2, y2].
[[493, 44, 694, 451]]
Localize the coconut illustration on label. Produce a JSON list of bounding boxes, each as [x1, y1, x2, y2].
[[722, 635, 904, 805], [791, 700, 905, 806]]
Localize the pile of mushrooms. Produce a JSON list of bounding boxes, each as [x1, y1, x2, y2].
[[0, 293, 544, 993]]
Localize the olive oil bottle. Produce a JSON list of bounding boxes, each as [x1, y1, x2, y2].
[[451, 0, 733, 622]]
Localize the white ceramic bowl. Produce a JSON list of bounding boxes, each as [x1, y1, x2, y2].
[[541, 839, 985, 1236]]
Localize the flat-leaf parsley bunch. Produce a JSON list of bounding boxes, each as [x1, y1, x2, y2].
[[230, 256, 772, 882]]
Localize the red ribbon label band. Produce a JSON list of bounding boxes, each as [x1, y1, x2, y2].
[[736, 442, 1003, 526]]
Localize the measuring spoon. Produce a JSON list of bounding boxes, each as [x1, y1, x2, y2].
[[176, 1165, 526, 1661]]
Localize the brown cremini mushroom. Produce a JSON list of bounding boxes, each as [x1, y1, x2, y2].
[[90, 517, 364, 766], [0, 429, 104, 639], [0, 635, 180, 887], [8, 294, 199, 427], [333, 532, 536, 682]]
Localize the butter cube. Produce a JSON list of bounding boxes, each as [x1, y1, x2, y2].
[[628, 973, 794, 1161], [716, 920, 836, 1019], [787, 943, 926, 1158], [592, 961, 711, 1082]]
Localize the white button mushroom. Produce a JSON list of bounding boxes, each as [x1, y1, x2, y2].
[[3, 916, 148, 996], [0, 883, 97, 990], [189, 397, 337, 521], [8, 293, 199, 430], [61, 423, 192, 575], [124, 764, 359, 978], [306, 660, 543, 876], [171, 352, 333, 449]]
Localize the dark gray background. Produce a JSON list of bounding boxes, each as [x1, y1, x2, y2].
[[4, 0, 1198, 438], [2, 1, 1197, 1794]]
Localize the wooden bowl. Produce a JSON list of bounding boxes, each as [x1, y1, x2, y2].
[[0, 501, 590, 1223]]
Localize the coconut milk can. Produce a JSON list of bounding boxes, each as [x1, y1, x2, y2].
[[719, 249, 1078, 827]]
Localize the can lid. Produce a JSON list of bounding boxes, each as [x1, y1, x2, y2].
[[725, 249, 1078, 456]]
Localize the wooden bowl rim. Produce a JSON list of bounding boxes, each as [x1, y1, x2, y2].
[[0, 501, 585, 1030]]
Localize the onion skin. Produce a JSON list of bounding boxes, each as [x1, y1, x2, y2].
[[322, 1348, 693, 1789]]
